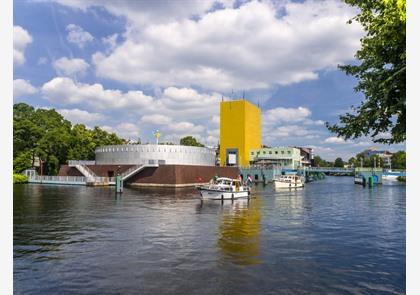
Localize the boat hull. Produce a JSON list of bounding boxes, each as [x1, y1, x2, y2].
[[354, 176, 364, 184], [198, 188, 250, 200], [273, 180, 304, 189]]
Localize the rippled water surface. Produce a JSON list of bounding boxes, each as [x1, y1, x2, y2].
[[14, 177, 405, 294]]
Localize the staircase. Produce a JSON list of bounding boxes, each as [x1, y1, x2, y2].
[[68, 161, 98, 182], [121, 162, 158, 181]]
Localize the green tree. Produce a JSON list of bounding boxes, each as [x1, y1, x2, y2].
[[313, 155, 333, 167], [391, 150, 406, 169], [180, 136, 204, 147], [347, 157, 357, 167], [327, 0, 406, 144], [13, 103, 124, 175], [334, 157, 344, 168], [13, 151, 32, 173]]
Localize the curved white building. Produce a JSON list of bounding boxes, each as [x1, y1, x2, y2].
[[95, 144, 216, 166]]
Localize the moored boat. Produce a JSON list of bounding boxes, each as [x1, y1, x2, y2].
[[273, 175, 304, 189], [197, 177, 251, 200]]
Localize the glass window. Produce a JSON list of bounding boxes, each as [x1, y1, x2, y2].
[[275, 151, 278, 154]]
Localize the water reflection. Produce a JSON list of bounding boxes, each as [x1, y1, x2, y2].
[[216, 198, 262, 265]]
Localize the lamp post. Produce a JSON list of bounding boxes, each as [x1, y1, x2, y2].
[[153, 130, 161, 145]]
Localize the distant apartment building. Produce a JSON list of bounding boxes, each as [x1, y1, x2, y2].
[[362, 148, 393, 168], [295, 146, 314, 167], [249, 147, 302, 169]]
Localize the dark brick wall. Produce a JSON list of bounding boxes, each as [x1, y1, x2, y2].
[[127, 165, 240, 185], [58, 165, 134, 177], [58, 166, 84, 176], [86, 165, 133, 177], [59, 164, 240, 186]]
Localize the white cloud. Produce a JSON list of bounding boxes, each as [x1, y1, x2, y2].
[[140, 114, 172, 125], [303, 119, 324, 126], [264, 107, 312, 125], [14, 26, 33, 65], [38, 57, 48, 65], [52, 0, 232, 25], [102, 33, 118, 52], [90, 0, 362, 91], [56, 108, 105, 125], [115, 122, 141, 139], [41, 77, 154, 109], [13, 79, 37, 98], [269, 125, 315, 138], [167, 121, 205, 133], [53, 57, 90, 76], [66, 24, 94, 48], [101, 123, 141, 139], [324, 136, 350, 144]]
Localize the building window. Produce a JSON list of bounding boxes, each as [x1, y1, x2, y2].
[[275, 151, 278, 154], [251, 152, 254, 155], [288, 151, 291, 154], [269, 151, 272, 154], [263, 151, 266, 154], [281, 151, 284, 154], [254, 174, 259, 180], [257, 151, 260, 155]]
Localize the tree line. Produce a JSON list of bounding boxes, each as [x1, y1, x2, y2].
[[13, 103, 123, 175], [314, 151, 406, 169]]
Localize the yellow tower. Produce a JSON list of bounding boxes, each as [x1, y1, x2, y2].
[[220, 99, 261, 166]]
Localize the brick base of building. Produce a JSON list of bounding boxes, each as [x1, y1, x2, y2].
[[58, 164, 240, 187]]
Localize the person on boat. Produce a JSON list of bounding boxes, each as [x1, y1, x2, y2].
[[213, 174, 218, 182], [246, 174, 253, 187], [235, 180, 240, 191]]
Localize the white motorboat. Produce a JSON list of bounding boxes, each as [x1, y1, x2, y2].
[[273, 174, 305, 189], [382, 170, 404, 181], [197, 177, 251, 200]]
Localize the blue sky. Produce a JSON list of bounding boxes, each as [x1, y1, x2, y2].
[[13, 0, 405, 161]]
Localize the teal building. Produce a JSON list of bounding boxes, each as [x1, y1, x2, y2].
[[249, 147, 302, 169]]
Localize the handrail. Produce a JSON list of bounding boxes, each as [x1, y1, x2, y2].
[[68, 160, 96, 166]]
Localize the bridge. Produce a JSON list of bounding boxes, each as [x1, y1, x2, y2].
[[304, 167, 354, 173], [239, 165, 406, 183]]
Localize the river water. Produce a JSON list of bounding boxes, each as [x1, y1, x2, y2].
[[14, 177, 405, 294]]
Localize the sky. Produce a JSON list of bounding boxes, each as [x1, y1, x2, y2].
[[13, 0, 406, 161]]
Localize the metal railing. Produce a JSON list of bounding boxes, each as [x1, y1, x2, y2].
[[28, 175, 116, 184], [78, 164, 97, 178], [86, 176, 115, 183], [68, 160, 96, 166], [28, 175, 87, 183]]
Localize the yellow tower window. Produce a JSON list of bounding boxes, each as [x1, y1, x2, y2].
[[220, 99, 261, 166]]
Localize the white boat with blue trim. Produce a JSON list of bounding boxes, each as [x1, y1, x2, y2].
[[197, 177, 251, 200]]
